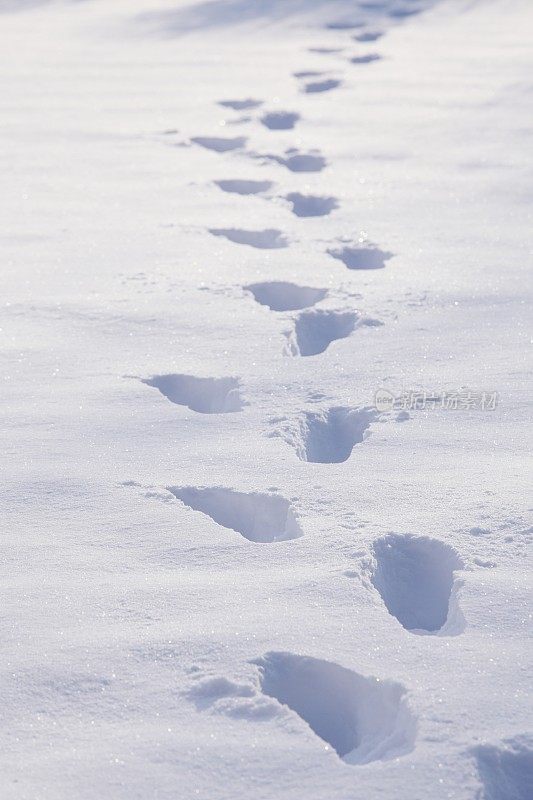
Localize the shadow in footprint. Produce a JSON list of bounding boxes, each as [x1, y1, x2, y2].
[[268, 149, 327, 173], [371, 534, 465, 634], [275, 406, 378, 463], [286, 309, 358, 357], [354, 31, 383, 42], [328, 244, 393, 270], [303, 78, 342, 93], [218, 98, 262, 110], [191, 135, 247, 152], [286, 192, 338, 217], [245, 281, 327, 312], [261, 111, 300, 130], [472, 736, 533, 800], [142, 374, 245, 413], [254, 652, 416, 764], [168, 487, 302, 543], [210, 228, 288, 249], [215, 179, 273, 195], [325, 20, 364, 30], [308, 47, 344, 54], [350, 54, 382, 64]]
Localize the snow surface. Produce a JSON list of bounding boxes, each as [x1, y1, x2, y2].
[[1, 0, 532, 798]]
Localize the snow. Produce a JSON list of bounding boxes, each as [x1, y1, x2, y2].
[[1, 0, 532, 798]]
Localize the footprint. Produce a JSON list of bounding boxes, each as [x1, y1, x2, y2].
[[210, 228, 288, 249], [142, 374, 245, 413], [191, 135, 247, 152], [308, 47, 344, 55], [269, 149, 327, 173], [293, 70, 323, 78], [350, 54, 382, 65], [215, 179, 273, 195], [353, 31, 383, 42], [328, 243, 393, 270], [303, 78, 342, 93], [218, 99, 262, 110], [389, 7, 420, 19], [261, 111, 300, 130], [472, 735, 533, 800], [245, 281, 327, 312], [285, 192, 338, 217], [254, 652, 416, 764], [272, 406, 378, 463], [371, 534, 465, 634], [325, 20, 364, 30], [167, 487, 302, 543], [285, 309, 359, 357]]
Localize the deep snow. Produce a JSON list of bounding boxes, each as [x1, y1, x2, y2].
[[1, 0, 532, 798]]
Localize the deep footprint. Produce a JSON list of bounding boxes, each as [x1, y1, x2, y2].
[[261, 111, 300, 130], [245, 281, 327, 312], [472, 735, 533, 800], [254, 652, 416, 764], [142, 374, 245, 413], [286, 192, 338, 217], [286, 309, 359, 357], [210, 228, 288, 249], [168, 487, 302, 543], [191, 135, 247, 152], [215, 179, 273, 195], [371, 534, 464, 634], [328, 243, 393, 270], [274, 406, 378, 463]]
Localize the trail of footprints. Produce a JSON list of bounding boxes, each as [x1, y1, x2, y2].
[[133, 8, 521, 782]]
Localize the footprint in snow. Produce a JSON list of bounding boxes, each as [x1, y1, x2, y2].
[[328, 243, 393, 270], [270, 406, 379, 463], [191, 135, 246, 152], [350, 54, 382, 65], [303, 77, 342, 93], [245, 281, 327, 312], [261, 111, 300, 130], [262, 148, 327, 173], [285, 309, 363, 357], [293, 71, 342, 93], [141, 374, 245, 413], [353, 31, 383, 42], [218, 98, 263, 110], [472, 735, 533, 800], [167, 486, 302, 543], [371, 534, 465, 635], [285, 192, 338, 217], [307, 47, 345, 55], [325, 20, 364, 30], [254, 652, 416, 764], [210, 228, 288, 249], [215, 178, 273, 195]]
